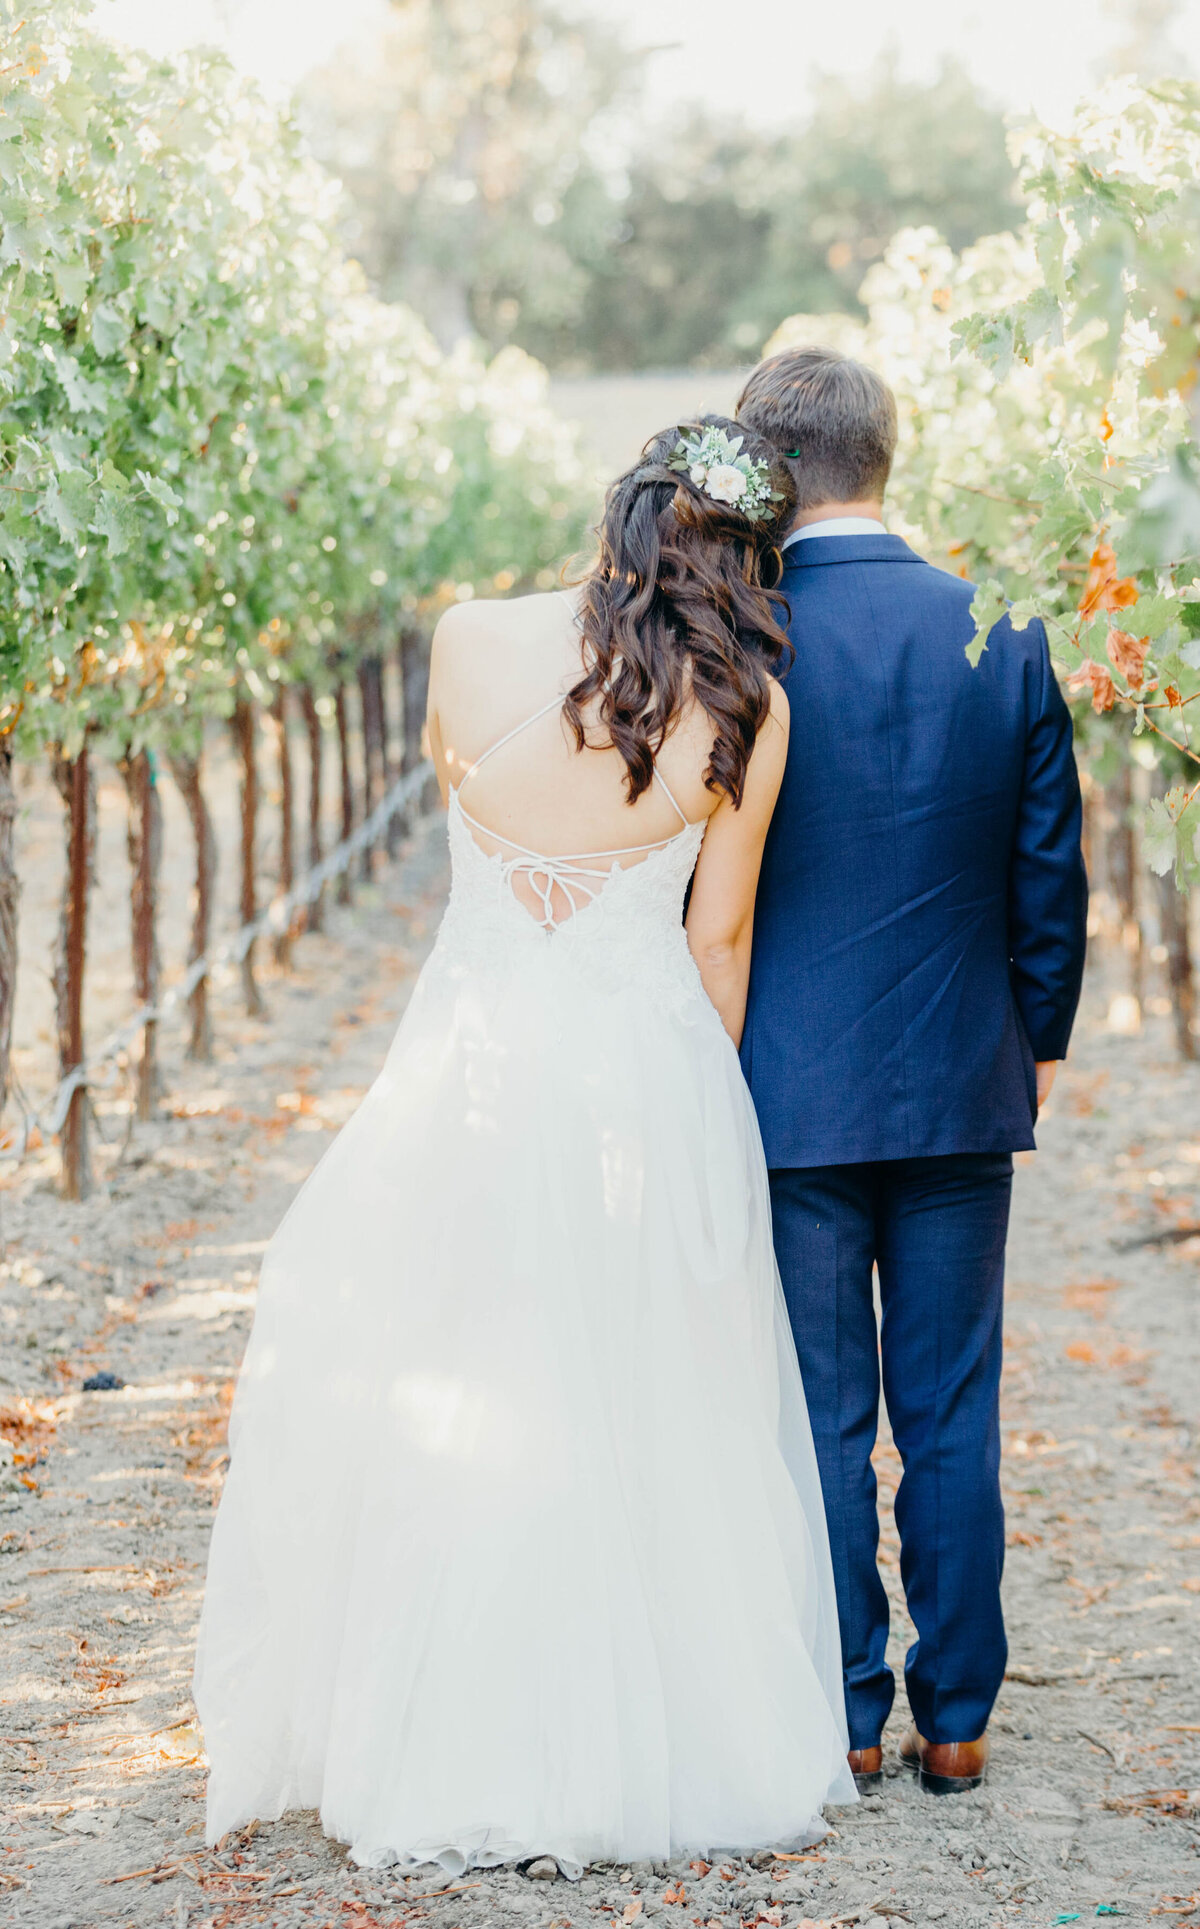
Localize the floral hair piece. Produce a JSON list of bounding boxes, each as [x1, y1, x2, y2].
[[666, 424, 783, 523]]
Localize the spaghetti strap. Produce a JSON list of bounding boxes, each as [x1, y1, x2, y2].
[[460, 695, 566, 787], [455, 670, 697, 864], [651, 765, 689, 831]]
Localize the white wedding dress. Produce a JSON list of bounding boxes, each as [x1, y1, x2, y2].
[[194, 689, 856, 1876]]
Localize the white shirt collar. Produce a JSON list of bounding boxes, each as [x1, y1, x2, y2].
[[781, 516, 887, 549]]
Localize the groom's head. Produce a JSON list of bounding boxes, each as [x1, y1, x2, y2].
[[736, 347, 897, 522]]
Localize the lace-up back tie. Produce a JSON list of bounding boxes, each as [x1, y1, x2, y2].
[[451, 693, 699, 931]]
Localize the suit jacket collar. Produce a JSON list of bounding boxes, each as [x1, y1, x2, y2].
[[781, 532, 926, 570]]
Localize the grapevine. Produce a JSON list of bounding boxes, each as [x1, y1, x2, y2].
[[0, 0, 590, 1193]]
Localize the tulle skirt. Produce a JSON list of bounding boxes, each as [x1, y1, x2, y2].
[[194, 934, 856, 1873]]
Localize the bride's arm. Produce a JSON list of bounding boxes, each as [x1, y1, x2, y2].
[[685, 680, 790, 1048], [425, 614, 452, 805]]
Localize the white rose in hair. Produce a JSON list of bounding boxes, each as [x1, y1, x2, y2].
[[689, 463, 708, 485], [705, 463, 748, 504]]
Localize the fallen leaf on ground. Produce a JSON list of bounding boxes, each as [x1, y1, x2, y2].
[[1104, 1789, 1197, 1816]]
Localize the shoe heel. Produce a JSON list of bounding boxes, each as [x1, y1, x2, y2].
[[917, 1766, 986, 1797]]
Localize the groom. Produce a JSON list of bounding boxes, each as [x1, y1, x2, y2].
[[737, 347, 1087, 1795]]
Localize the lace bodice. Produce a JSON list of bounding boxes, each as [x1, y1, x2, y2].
[[428, 681, 717, 1018], [436, 788, 709, 1011]]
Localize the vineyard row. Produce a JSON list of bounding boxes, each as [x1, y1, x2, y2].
[[11, 629, 437, 1199], [0, 0, 592, 1200]]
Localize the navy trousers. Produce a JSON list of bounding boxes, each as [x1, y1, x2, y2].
[[769, 1154, 1012, 1748]]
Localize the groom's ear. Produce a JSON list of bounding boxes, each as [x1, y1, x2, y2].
[[735, 349, 897, 507]]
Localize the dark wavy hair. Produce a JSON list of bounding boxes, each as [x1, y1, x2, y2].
[[567, 415, 796, 809]]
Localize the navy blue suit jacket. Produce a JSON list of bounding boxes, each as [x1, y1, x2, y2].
[[741, 533, 1087, 1168]]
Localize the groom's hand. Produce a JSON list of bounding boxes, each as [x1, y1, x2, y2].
[[1035, 1061, 1058, 1110]]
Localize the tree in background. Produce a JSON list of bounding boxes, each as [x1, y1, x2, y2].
[[302, 6, 1021, 373], [528, 110, 774, 373], [546, 57, 1020, 372], [732, 58, 1020, 349], [299, 0, 632, 353]]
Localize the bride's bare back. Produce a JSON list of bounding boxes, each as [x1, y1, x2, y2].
[[426, 587, 790, 1041], [428, 590, 720, 851]]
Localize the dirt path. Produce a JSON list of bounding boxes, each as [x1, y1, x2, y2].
[[1, 812, 1199, 1929]]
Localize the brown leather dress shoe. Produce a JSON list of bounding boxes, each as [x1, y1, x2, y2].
[[898, 1724, 989, 1795], [847, 1745, 883, 1793]]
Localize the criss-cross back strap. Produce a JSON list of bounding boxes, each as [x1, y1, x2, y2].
[[457, 692, 691, 840], [651, 762, 688, 831], [458, 694, 565, 787]]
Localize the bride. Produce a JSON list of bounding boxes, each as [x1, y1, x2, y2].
[[194, 416, 857, 1877]]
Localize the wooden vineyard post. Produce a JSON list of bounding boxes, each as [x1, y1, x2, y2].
[[1079, 771, 1096, 892], [169, 750, 218, 1060], [119, 748, 164, 1119], [270, 688, 296, 967], [300, 687, 324, 933], [1107, 761, 1142, 1007], [1160, 877, 1196, 1059], [0, 735, 18, 1113], [230, 695, 264, 1017], [357, 656, 384, 883], [399, 626, 429, 776], [381, 652, 403, 859], [50, 741, 95, 1199], [1152, 763, 1196, 1059], [334, 683, 355, 907]]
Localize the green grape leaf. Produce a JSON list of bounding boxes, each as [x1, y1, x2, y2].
[[1144, 795, 1180, 876], [90, 301, 129, 359], [1128, 592, 1176, 640], [93, 488, 141, 557], [1007, 596, 1041, 632], [98, 458, 131, 496], [44, 467, 95, 543], [52, 351, 107, 417], [173, 320, 208, 379], [966, 579, 1008, 666], [136, 470, 183, 518], [1034, 218, 1070, 302], [0, 221, 42, 267], [140, 284, 177, 334], [54, 81, 95, 138], [953, 313, 1015, 379], [0, 505, 33, 575], [53, 258, 90, 308], [1018, 285, 1063, 351]]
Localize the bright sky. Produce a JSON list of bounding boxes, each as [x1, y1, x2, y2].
[[91, 0, 1198, 126]]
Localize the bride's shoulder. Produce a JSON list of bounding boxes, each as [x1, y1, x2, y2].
[[431, 589, 564, 673], [765, 674, 790, 732], [746, 677, 790, 797], [755, 676, 790, 775]]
